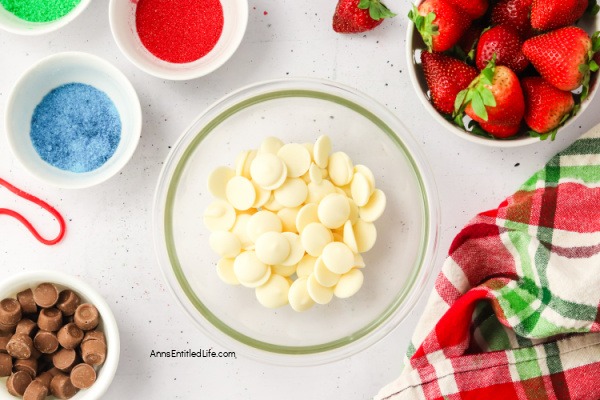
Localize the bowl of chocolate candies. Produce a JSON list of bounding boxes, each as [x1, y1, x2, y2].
[[0, 270, 119, 400], [407, 0, 600, 146]]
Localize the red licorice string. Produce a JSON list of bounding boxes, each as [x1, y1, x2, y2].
[[0, 177, 66, 246]]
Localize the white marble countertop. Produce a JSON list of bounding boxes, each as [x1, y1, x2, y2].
[[1, 1, 598, 399]]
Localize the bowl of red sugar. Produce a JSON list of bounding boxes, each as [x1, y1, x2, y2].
[[0, 0, 91, 35], [5, 52, 142, 189], [109, 0, 248, 81]]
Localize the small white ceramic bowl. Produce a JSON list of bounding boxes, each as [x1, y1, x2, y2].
[[406, 8, 599, 147], [0, 270, 120, 400], [0, 0, 91, 36], [5, 52, 142, 189], [108, 0, 248, 81]]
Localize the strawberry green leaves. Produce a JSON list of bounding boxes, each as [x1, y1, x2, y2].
[[359, 0, 396, 20], [581, 31, 600, 100], [454, 57, 497, 122], [586, 0, 600, 16], [528, 129, 557, 141], [409, 6, 438, 51]]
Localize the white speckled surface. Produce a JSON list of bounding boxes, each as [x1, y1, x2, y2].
[[0, 1, 598, 399]]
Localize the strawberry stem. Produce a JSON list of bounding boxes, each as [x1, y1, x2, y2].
[[453, 55, 497, 121], [586, 0, 600, 16], [359, 0, 396, 20], [528, 129, 558, 141], [581, 31, 600, 100], [409, 6, 438, 52]]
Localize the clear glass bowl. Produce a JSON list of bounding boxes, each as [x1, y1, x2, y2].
[[152, 79, 439, 365]]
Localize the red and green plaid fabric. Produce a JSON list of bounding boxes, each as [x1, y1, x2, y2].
[[376, 127, 600, 400]]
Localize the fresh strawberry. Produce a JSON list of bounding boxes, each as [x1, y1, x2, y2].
[[446, 0, 489, 19], [530, 0, 588, 31], [522, 27, 600, 96], [409, 0, 471, 52], [491, 0, 533, 38], [454, 58, 525, 138], [521, 76, 575, 138], [333, 0, 396, 33], [476, 25, 528, 73], [421, 51, 479, 114]]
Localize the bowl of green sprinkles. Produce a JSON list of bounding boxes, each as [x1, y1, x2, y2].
[[5, 52, 142, 189], [0, 0, 91, 35]]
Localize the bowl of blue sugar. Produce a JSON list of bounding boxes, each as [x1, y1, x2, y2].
[[5, 52, 142, 188]]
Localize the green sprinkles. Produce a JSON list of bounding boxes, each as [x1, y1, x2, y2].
[[0, 0, 81, 23]]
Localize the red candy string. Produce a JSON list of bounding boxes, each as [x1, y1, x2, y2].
[[0, 177, 66, 246]]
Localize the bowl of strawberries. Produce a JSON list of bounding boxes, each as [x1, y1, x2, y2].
[[407, 0, 600, 146]]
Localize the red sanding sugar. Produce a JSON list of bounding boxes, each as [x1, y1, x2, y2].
[[135, 0, 224, 64]]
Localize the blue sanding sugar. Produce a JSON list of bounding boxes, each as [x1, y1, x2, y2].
[[30, 82, 122, 173]]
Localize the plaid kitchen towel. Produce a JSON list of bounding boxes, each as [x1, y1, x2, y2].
[[375, 125, 600, 400]]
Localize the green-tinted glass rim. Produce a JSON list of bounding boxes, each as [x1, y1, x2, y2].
[[162, 87, 432, 355]]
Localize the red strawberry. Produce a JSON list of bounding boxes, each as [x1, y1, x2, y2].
[[454, 58, 525, 138], [333, 0, 396, 33], [409, 0, 471, 52], [491, 0, 533, 38], [521, 76, 575, 137], [530, 0, 588, 31], [476, 25, 528, 73], [522, 27, 598, 95], [421, 51, 479, 114], [446, 0, 489, 19]]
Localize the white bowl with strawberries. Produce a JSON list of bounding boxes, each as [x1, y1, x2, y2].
[[407, 0, 600, 146]]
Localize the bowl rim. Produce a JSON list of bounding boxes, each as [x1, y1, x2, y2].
[[0, 270, 120, 400], [108, 0, 249, 81], [4, 51, 142, 189], [0, 0, 92, 36], [405, 16, 599, 147], [152, 77, 440, 366]]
